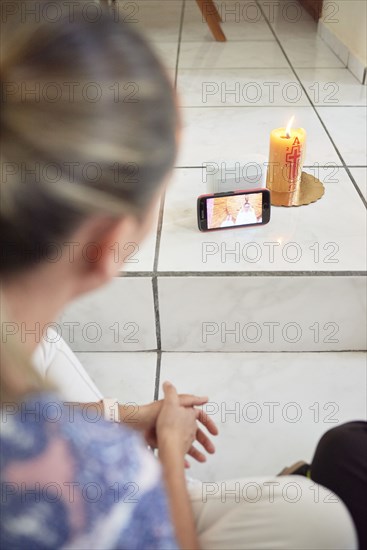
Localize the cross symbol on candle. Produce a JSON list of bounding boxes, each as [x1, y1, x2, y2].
[[286, 137, 302, 182]]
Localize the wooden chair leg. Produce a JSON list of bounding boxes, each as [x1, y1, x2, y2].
[[210, 0, 223, 22], [199, 0, 222, 22], [196, 0, 226, 42]]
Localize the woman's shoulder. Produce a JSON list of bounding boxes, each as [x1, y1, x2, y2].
[[1, 392, 177, 549], [0, 391, 161, 509], [1, 391, 157, 480]]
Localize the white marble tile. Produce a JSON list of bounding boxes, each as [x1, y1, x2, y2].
[[159, 167, 367, 272], [176, 105, 341, 167], [158, 276, 367, 351], [121, 234, 156, 273], [269, 13, 318, 41], [149, 42, 178, 70], [76, 352, 157, 403], [259, 0, 316, 33], [260, 0, 320, 50], [349, 167, 367, 200], [297, 68, 367, 107], [181, 0, 274, 42], [272, 18, 319, 41], [177, 68, 311, 107], [178, 40, 289, 69], [316, 107, 367, 166], [59, 277, 156, 351], [118, 0, 183, 43], [159, 351, 367, 479], [280, 37, 345, 68]]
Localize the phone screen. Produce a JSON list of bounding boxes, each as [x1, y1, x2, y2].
[[206, 191, 264, 230]]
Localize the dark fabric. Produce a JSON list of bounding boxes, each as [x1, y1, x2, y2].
[[311, 422, 367, 550]]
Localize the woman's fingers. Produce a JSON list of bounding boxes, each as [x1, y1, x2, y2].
[[159, 386, 217, 462], [187, 445, 206, 463], [162, 381, 179, 405], [171, 394, 218, 430], [186, 428, 216, 463], [196, 428, 215, 454], [195, 407, 219, 436], [179, 394, 208, 407], [177, 395, 219, 435]]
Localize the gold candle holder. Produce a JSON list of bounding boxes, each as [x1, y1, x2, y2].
[[270, 171, 325, 207]]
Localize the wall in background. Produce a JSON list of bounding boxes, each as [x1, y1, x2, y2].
[[321, 0, 366, 63], [318, 0, 367, 83]]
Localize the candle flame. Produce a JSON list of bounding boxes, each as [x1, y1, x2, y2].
[[285, 116, 295, 138]]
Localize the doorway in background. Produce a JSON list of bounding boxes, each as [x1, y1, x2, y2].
[[298, 0, 323, 20]]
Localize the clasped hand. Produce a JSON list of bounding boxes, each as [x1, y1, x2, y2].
[[121, 382, 218, 466]]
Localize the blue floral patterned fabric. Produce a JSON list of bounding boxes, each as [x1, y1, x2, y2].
[[0, 393, 179, 550]]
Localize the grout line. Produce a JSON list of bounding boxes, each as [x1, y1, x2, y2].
[[75, 349, 366, 354], [76, 349, 158, 353], [178, 105, 367, 109], [151, 0, 185, 358], [159, 349, 367, 354], [121, 271, 157, 277], [178, 66, 361, 71], [119, 271, 367, 277], [151, 193, 166, 350], [152, 275, 162, 349], [180, 40, 279, 44], [150, 0, 186, 357], [177, 66, 353, 70], [154, 350, 162, 400], [303, 105, 367, 108], [156, 271, 367, 277], [255, 0, 367, 209], [173, 165, 358, 169], [153, 192, 166, 274], [337, 167, 367, 207], [174, 0, 186, 88], [173, 165, 360, 169], [179, 66, 294, 71]]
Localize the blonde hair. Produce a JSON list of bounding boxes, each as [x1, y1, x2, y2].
[[0, 0, 178, 401]]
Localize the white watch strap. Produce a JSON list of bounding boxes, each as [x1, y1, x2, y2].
[[102, 398, 120, 422]]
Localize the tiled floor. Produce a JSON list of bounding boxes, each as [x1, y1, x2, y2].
[[79, 350, 366, 479], [67, 0, 366, 479]]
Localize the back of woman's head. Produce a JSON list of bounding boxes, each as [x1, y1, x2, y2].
[[1, 0, 178, 276]]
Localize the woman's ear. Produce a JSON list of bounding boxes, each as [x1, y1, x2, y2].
[[73, 216, 139, 295], [72, 190, 162, 296], [97, 216, 140, 281]]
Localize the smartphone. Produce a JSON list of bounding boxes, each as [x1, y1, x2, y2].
[[197, 188, 271, 232]]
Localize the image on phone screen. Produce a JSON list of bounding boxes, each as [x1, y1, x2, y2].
[[207, 192, 264, 229]]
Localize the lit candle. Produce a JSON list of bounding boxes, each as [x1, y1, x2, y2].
[[266, 117, 306, 194]]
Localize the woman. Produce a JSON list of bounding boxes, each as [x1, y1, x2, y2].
[[0, 2, 358, 548]]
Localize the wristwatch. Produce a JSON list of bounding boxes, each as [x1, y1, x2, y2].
[[102, 398, 120, 422]]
